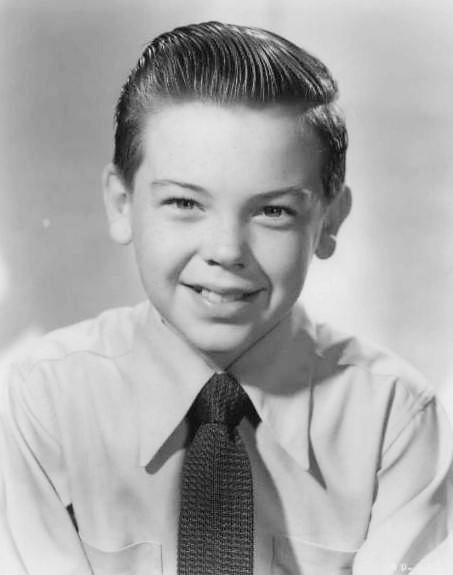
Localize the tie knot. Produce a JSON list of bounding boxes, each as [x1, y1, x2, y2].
[[190, 373, 250, 428]]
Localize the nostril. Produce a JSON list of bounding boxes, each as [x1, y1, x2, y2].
[[202, 228, 249, 269]]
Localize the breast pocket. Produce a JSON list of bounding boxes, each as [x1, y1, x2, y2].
[[80, 537, 163, 575], [272, 535, 357, 575]]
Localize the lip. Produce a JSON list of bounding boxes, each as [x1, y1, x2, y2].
[[182, 282, 264, 314], [183, 282, 262, 298]]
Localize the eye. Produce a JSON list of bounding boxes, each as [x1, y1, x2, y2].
[[164, 197, 198, 210], [259, 205, 296, 218]]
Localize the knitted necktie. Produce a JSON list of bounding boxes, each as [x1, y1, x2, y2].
[[177, 372, 254, 575]]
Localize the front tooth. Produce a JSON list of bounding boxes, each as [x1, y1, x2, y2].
[[201, 289, 242, 303], [202, 289, 224, 304]]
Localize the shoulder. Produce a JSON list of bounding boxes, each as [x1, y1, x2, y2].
[[14, 302, 148, 369], [306, 316, 435, 440], [1, 303, 149, 436], [316, 323, 432, 384], [0, 303, 151, 445], [314, 319, 432, 395], [1, 302, 149, 401], [297, 314, 448, 471]]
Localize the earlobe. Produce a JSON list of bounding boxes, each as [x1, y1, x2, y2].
[[109, 217, 133, 245], [102, 164, 133, 246], [316, 233, 337, 260], [315, 185, 352, 260]]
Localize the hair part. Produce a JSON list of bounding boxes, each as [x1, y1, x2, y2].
[[113, 21, 348, 199]]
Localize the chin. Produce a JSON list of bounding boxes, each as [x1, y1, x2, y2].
[[184, 323, 258, 364]]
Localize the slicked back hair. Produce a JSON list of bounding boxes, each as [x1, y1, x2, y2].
[[113, 21, 348, 199]]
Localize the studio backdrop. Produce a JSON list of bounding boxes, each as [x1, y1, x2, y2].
[[1, 0, 452, 399]]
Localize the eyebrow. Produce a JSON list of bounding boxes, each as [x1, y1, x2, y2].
[[150, 179, 312, 199], [151, 179, 206, 193]]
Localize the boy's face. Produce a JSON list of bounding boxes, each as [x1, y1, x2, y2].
[[106, 102, 343, 367]]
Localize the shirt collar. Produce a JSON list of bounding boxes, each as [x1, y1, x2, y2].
[[122, 302, 321, 471], [231, 305, 320, 470]]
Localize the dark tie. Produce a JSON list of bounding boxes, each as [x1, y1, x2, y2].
[[177, 372, 254, 575]]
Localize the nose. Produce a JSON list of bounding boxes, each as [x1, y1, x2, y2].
[[201, 218, 248, 269]]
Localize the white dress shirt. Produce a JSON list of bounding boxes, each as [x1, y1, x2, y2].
[[0, 301, 451, 574]]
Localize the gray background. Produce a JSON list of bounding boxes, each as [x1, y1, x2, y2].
[[1, 0, 452, 394]]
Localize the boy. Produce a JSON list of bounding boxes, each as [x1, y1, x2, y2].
[[0, 21, 451, 575]]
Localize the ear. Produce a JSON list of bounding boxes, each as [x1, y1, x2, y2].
[[315, 185, 352, 260], [102, 164, 133, 245]]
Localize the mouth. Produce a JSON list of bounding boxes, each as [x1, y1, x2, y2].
[[184, 284, 261, 305]]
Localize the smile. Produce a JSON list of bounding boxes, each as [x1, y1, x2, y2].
[[184, 284, 261, 305], [199, 288, 247, 304]]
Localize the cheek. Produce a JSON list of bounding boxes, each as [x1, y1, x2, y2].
[[132, 215, 193, 285], [253, 230, 313, 289]]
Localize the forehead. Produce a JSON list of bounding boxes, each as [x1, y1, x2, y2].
[[139, 101, 323, 191]]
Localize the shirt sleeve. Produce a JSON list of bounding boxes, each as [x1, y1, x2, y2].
[[0, 363, 93, 575], [353, 393, 453, 575]]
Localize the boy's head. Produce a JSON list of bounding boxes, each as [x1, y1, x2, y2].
[[113, 21, 347, 200], [103, 22, 351, 367]]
